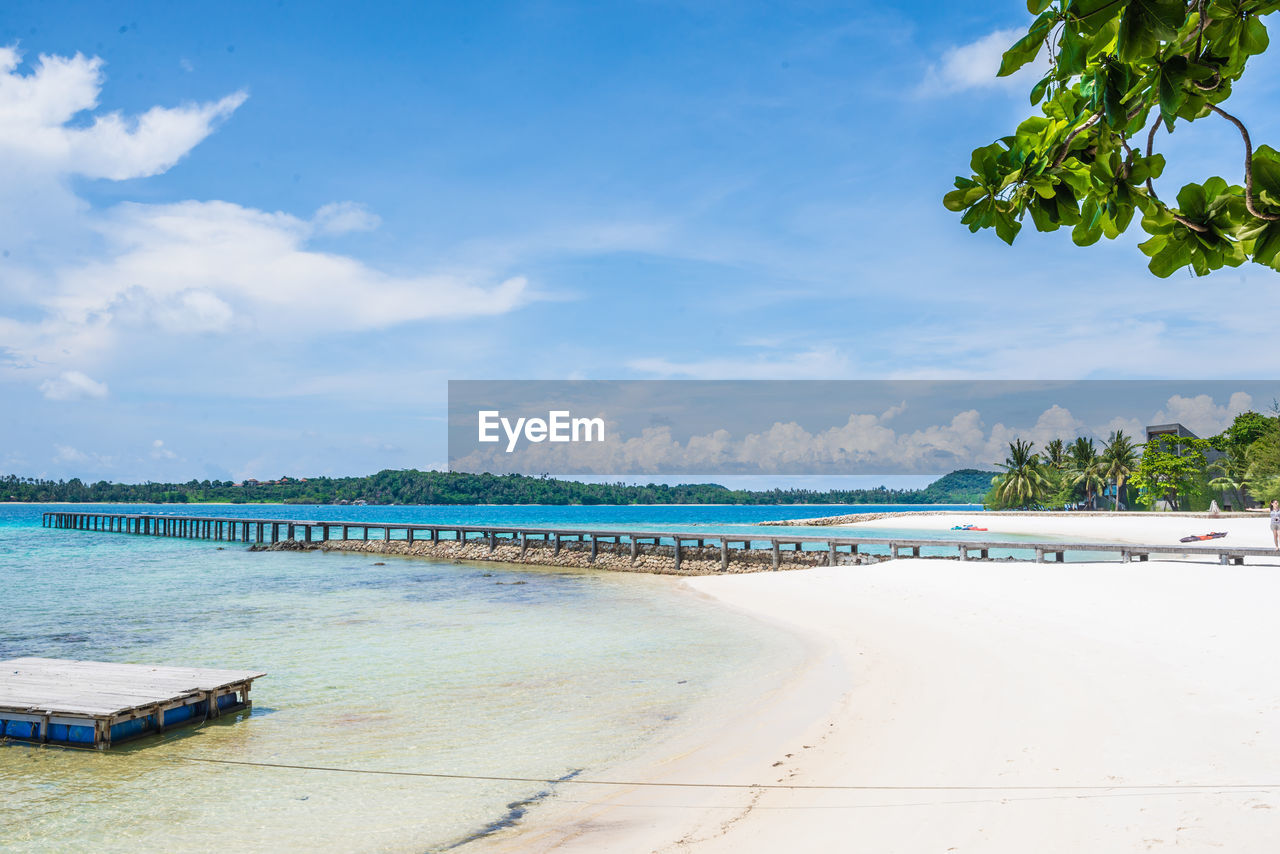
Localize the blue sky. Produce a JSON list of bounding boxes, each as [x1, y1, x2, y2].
[[2, 1, 1278, 484]]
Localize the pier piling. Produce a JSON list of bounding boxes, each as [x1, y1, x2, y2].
[[41, 512, 1280, 571]]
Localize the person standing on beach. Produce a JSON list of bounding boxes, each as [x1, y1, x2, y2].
[[1272, 500, 1280, 549]]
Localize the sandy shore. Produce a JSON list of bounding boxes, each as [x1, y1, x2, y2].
[[833, 510, 1279, 548], [476, 514, 1280, 853]]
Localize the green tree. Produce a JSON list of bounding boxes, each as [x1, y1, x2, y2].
[[989, 438, 1051, 508], [1100, 429, 1140, 509], [1245, 424, 1280, 502], [1069, 436, 1106, 508], [944, 0, 1280, 277], [1045, 437, 1069, 469], [1223, 410, 1276, 451], [1130, 433, 1213, 509], [1208, 448, 1251, 508]]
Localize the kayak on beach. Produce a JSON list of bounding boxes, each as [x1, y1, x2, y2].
[[1179, 532, 1228, 543]]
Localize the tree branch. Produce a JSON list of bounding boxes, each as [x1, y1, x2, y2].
[[1144, 119, 1211, 232], [1053, 113, 1101, 167], [1206, 103, 1280, 222]]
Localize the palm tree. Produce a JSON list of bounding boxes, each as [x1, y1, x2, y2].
[[1045, 438, 1068, 471], [1069, 436, 1105, 509], [1100, 430, 1139, 511], [1209, 448, 1250, 510], [992, 439, 1050, 509]]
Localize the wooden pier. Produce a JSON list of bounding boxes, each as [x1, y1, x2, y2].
[[0, 657, 264, 749], [42, 511, 1280, 568]]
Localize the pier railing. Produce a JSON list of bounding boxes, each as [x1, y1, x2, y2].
[[42, 512, 1280, 568]]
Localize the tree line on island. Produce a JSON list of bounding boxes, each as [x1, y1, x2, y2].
[[12, 409, 1280, 510], [988, 410, 1280, 511], [1, 468, 995, 506]]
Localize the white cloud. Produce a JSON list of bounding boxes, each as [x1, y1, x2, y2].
[[51, 443, 115, 469], [0, 46, 245, 180], [53, 444, 87, 463], [39, 370, 108, 401], [44, 200, 529, 336], [452, 404, 1096, 475], [0, 47, 537, 393], [151, 439, 177, 460], [919, 27, 1050, 96], [313, 201, 381, 235], [628, 346, 853, 379], [1150, 392, 1253, 438]]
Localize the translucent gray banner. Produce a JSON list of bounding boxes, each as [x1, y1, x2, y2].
[[447, 380, 1279, 475]]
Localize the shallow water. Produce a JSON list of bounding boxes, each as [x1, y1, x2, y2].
[[2, 501, 1014, 851], [0, 504, 831, 852]]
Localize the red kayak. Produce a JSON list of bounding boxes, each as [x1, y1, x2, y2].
[[1179, 532, 1227, 543]]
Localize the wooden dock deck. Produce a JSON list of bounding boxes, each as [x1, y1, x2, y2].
[[42, 511, 1280, 569], [0, 657, 264, 749]]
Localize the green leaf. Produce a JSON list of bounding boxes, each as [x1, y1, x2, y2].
[[1073, 197, 1104, 244], [961, 197, 993, 229], [1242, 15, 1269, 56], [1030, 73, 1052, 104], [1071, 0, 1126, 34], [1111, 200, 1136, 233], [1058, 27, 1087, 77], [1253, 222, 1280, 268], [944, 186, 988, 211], [999, 12, 1055, 77], [1140, 205, 1176, 235], [992, 206, 1023, 244], [1058, 164, 1092, 196], [1176, 182, 1208, 219], [1126, 152, 1165, 184], [1140, 230, 1193, 277], [1117, 0, 1186, 62], [1102, 66, 1126, 127], [1157, 56, 1188, 129], [1251, 145, 1280, 205], [969, 143, 1005, 185], [1028, 0, 1053, 12]]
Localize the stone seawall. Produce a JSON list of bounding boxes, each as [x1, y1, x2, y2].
[[251, 537, 881, 575]]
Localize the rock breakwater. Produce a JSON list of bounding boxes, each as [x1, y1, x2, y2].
[[251, 536, 881, 575]]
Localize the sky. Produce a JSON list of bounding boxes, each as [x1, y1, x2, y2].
[[1, 1, 1278, 484]]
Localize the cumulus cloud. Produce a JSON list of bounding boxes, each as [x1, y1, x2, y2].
[[1150, 392, 1253, 438], [0, 46, 245, 180], [919, 27, 1050, 96], [151, 439, 177, 460], [39, 370, 108, 401], [453, 404, 1093, 475], [46, 200, 529, 335], [0, 47, 536, 393]]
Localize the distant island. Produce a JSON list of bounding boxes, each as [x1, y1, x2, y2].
[[0, 469, 994, 506]]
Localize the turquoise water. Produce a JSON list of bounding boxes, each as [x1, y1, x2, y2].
[[0, 503, 980, 852]]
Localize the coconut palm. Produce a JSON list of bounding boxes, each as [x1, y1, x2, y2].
[[992, 439, 1050, 509], [1068, 436, 1105, 509], [1100, 430, 1139, 511], [1209, 448, 1250, 510], [1045, 438, 1068, 470]]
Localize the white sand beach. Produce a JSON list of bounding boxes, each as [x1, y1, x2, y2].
[[481, 513, 1280, 853], [836, 510, 1279, 548]]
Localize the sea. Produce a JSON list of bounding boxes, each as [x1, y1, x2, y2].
[[0, 503, 980, 852]]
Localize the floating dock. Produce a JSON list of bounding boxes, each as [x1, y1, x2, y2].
[[0, 657, 264, 749], [42, 511, 1280, 567]]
